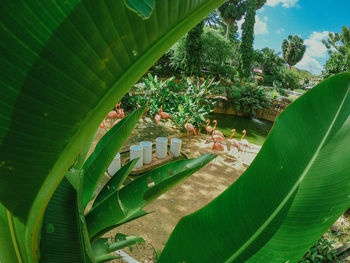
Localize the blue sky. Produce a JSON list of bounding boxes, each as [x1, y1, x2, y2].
[[238, 0, 350, 75]]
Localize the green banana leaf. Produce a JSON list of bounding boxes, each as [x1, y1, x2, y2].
[[82, 107, 145, 207], [158, 73, 350, 262], [92, 159, 138, 208], [0, 0, 225, 261], [40, 177, 94, 263], [86, 154, 215, 239]]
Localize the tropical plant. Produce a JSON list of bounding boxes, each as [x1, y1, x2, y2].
[[322, 26, 350, 78], [122, 74, 222, 129], [282, 35, 306, 69], [0, 0, 225, 262], [239, 0, 257, 79], [172, 77, 221, 130], [217, 0, 266, 40], [158, 72, 350, 262]]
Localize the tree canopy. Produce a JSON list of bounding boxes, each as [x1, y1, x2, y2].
[[322, 26, 350, 78], [281, 35, 306, 69]]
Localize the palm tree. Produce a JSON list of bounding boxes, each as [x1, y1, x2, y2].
[[282, 35, 306, 69]]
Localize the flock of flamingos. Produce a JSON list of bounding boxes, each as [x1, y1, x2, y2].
[[99, 102, 251, 157]]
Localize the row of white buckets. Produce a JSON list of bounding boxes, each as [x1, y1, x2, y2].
[[108, 137, 182, 176]]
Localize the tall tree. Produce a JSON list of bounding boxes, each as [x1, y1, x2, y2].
[[239, 0, 257, 79], [322, 26, 350, 78], [281, 35, 306, 69], [217, 0, 265, 40], [184, 21, 205, 76]]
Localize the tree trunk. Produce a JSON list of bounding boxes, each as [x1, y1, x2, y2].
[[226, 24, 230, 40]]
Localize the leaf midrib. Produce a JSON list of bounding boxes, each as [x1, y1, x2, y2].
[[225, 86, 350, 263]]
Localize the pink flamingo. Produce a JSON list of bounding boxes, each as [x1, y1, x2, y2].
[[205, 119, 214, 137], [185, 116, 197, 136], [154, 111, 161, 124], [229, 129, 241, 153], [159, 106, 172, 119], [107, 111, 118, 118], [239, 130, 250, 152], [212, 120, 224, 137]]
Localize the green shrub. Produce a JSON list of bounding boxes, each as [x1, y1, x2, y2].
[[224, 83, 270, 116], [267, 89, 281, 99], [299, 237, 338, 263]]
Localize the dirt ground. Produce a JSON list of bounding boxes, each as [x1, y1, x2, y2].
[[92, 117, 259, 262]]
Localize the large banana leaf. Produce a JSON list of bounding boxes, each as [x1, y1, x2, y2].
[[0, 0, 225, 261], [159, 73, 350, 262]]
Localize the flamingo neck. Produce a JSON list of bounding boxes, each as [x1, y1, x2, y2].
[[241, 133, 246, 140], [186, 116, 189, 125], [230, 131, 235, 139], [213, 121, 217, 130], [205, 120, 210, 128]]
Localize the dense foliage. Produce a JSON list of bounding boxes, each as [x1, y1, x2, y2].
[[215, 83, 270, 116], [184, 21, 205, 76], [121, 74, 221, 130], [171, 28, 238, 80], [239, 0, 257, 79], [282, 35, 306, 69], [322, 26, 350, 78]]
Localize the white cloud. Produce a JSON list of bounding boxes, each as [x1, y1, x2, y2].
[[276, 28, 285, 35], [255, 15, 269, 35], [296, 53, 323, 73], [304, 31, 329, 58], [295, 31, 330, 74], [237, 15, 269, 37], [266, 0, 299, 8]]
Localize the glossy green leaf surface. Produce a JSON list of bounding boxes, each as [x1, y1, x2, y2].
[[39, 178, 93, 262], [0, 0, 225, 260], [82, 107, 145, 207], [92, 159, 138, 209], [86, 154, 215, 239], [159, 73, 350, 263]]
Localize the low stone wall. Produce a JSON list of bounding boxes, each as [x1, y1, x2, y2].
[[213, 100, 290, 122]]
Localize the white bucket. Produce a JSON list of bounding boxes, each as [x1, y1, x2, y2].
[[130, 145, 143, 168], [140, 141, 152, 164], [170, 138, 182, 157], [156, 137, 168, 159], [107, 153, 121, 176]]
